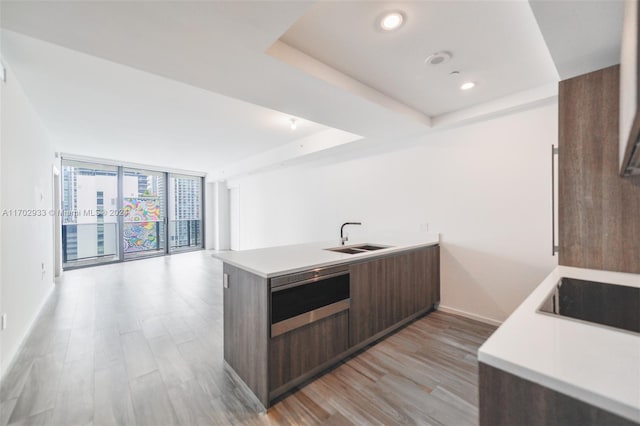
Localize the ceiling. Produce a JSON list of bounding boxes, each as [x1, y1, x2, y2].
[[0, 1, 625, 179], [1, 30, 331, 175], [280, 1, 558, 117], [529, 0, 624, 79]]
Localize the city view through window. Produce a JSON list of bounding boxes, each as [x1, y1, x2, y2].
[[62, 159, 203, 268]]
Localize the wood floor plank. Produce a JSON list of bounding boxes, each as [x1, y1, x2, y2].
[[161, 316, 195, 346], [65, 327, 94, 363], [93, 362, 136, 426], [8, 408, 53, 426], [7, 355, 62, 424], [147, 335, 194, 389], [49, 357, 94, 426], [116, 312, 141, 335], [331, 365, 416, 424], [120, 332, 157, 380], [167, 379, 233, 426], [129, 372, 178, 426], [94, 327, 124, 371], [365, 384, 443, 426], [0, 356, 33, 402], [306, 373, 398, 425], [268, 395, 322, 426], [140, 317, 167, 341], [319, 412, 355, 426], [0, 398, 17, 426]]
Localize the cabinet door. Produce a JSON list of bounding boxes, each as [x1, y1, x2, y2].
[[269, 311, 349, 392], [408, 245, 440, 314], [559, 66, 640, 273], [396, 246, 440, 326], [349, 246, 440, 347], [349, 254, 397, 346]]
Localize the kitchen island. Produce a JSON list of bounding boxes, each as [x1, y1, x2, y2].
[[478, 266, 640, 425], [212, 235, 440, 409]]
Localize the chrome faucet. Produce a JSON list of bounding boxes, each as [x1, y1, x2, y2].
[[340, 222, 362, 245]]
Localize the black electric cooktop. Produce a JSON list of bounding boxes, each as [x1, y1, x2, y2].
[[538, 277, 640, 334]]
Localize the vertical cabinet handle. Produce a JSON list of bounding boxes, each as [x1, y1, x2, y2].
[[551, 145, 559, 256], [223, 273, 229, 289]]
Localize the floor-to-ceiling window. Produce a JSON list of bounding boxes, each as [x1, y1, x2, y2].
[[168, 174, 203, 252], [61, 158, 204, 269], [62, 160, 119, 268], [122, 168, 167, 260]]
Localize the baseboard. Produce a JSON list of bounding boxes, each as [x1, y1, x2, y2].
[[0, 281, 55, 383], [437, 304, 503, 327]]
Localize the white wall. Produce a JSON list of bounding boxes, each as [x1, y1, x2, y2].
[[229, 103, 559, 323], [212, 181, 230, 250], [0, 64, 56, 377], [204, 182, 216, 249], [229, 187, 239, 250]]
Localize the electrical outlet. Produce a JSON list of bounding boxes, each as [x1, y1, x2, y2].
[[1, 314, 6, 330], [419, 222, 429, 232]]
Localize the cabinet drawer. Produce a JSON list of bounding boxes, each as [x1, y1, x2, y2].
[[269, 311, 349, 391]]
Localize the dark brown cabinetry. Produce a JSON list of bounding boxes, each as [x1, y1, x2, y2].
[[558, 65, 640, 274], [479, 363, 637, 426], [269, 311, 348, 392], [223, 244, 440, 409], [349, 245, 440, 346], [223, 263, 269, 407]]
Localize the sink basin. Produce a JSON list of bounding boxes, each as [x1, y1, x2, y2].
[[328, 247, 364, 254], [325, 244, 392, 254], [356, 244, 387, 251]]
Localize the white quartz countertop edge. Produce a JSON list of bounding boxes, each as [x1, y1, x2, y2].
[[478, 266, 640, 423], [211, 235, 440, 278]]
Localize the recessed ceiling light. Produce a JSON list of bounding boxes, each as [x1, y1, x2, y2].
[[460, 81, 475, 91], [380, 12, 404, 31]]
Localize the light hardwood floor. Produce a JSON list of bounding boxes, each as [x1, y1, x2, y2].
[[0, 251, 496, 426]]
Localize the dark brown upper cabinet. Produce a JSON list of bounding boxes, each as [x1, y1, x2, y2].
[[559, 65, 640, 274]]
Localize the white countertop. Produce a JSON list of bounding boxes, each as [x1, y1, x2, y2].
[[211, 234, 440, 278], [479, 266, 640, 423]]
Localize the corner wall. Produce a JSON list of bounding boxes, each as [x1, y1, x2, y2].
[[229, 103, 559, 323], [0, 64, 56, 377]]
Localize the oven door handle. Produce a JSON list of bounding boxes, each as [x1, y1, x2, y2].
[[271, 299, 350, 337], [271, 271, 349, 292]]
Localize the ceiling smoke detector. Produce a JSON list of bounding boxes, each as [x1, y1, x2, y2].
[[424, 51, 452, 66]]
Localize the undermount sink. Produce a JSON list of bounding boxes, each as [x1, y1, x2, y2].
[[325, 244, 391, 254]]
